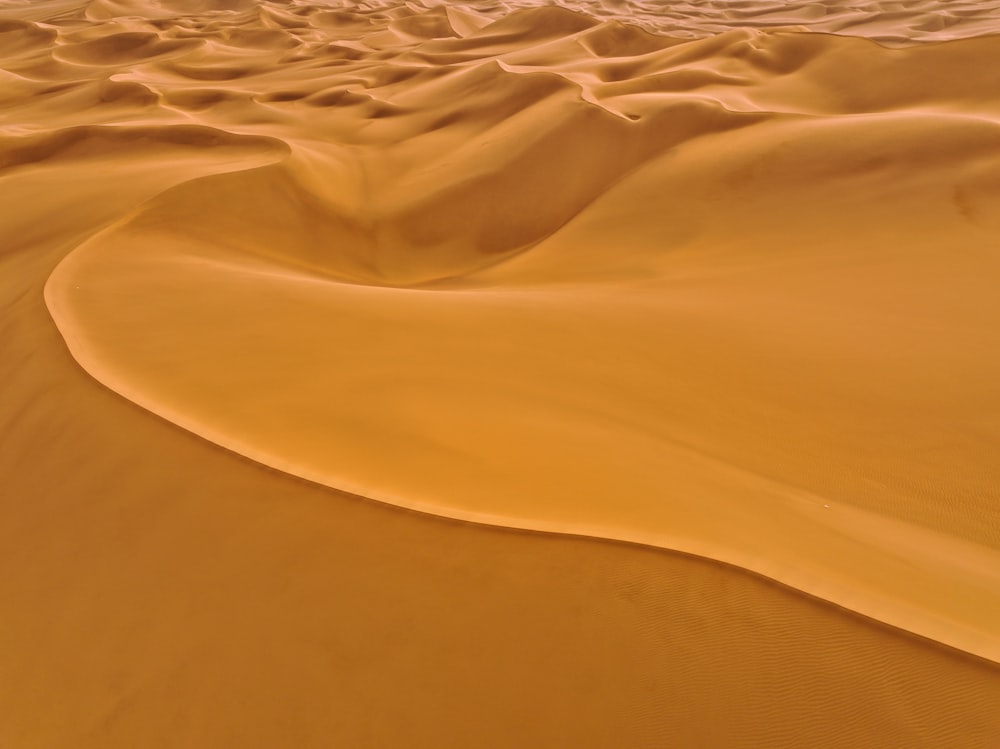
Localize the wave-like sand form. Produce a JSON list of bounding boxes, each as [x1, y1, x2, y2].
[[486, 0, 1000, 44], [3, 0, 1000, 744]]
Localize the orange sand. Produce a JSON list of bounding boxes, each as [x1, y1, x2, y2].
[[2, 0, 1000, 746]]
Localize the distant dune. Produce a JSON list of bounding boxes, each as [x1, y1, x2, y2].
[[2, 0, 999, 746]]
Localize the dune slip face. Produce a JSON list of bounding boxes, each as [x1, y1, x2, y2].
[[2, 2, 1000, 743], [6, 0, 999, 663]]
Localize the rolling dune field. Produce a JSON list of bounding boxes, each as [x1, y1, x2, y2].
[[2, 0, 1000, 746]]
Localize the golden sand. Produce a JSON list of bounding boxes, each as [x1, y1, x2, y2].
[[2, 0, 999, 745]]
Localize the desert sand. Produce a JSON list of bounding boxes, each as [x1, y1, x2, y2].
[[2, 0, 1000, 746]]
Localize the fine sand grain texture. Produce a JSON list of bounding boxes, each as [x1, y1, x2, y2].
[[2, 0, 1000, 746]]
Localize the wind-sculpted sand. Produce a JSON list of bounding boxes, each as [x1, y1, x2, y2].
[[2, 0, 1000, 746]]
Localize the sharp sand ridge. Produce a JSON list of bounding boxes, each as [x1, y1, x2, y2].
[[2, 0, 1000, 746]]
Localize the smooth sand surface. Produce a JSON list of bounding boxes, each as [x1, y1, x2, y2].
[[3, 0, 1000, 746]]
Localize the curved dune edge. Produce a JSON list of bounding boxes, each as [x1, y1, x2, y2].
[[30, 0, 1000, 665], [45, 220, 1000, 665], [43, 278, 1000, 666]]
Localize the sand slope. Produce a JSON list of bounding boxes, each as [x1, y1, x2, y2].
[[2, 0, 1000, 745]]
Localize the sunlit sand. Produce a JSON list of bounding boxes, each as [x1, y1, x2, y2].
[[2, 0, 999, 745]]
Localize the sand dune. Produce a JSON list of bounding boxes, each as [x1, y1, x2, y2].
[[3, 0, 1000, 745]]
